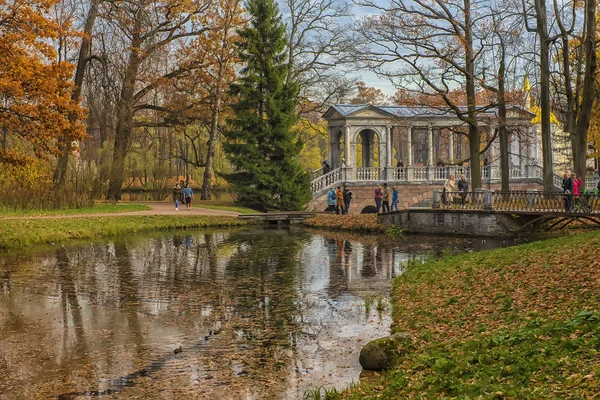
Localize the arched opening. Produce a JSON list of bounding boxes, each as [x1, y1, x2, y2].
[[329, 129, 345, 168], [355, 129, 380, 168]]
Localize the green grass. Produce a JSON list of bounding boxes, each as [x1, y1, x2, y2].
[[333, 230, 600, 399], [0, 203, 151, 217], [0, 215, 255, 250]]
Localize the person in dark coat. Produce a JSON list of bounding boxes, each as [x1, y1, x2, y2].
[[457, 174, 468, 207], [562, 172, 574, 211], [342, 186, 353, 215]]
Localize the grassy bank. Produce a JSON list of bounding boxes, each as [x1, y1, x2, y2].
[[333, 230, 600, 399], [0, 203, 151, 217], [0, 215, 254, 250], [302, 214, 388, 233]]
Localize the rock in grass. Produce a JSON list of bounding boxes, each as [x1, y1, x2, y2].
[[359, 332, 414, 371], [174, 346, 183, 354]]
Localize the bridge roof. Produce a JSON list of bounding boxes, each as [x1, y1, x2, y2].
[[324, 104, 534, 120]]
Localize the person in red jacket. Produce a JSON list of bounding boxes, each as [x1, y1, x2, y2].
[[374, 185, 383, 212]]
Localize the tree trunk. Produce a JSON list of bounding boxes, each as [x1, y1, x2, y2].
[[464, 0, 481, 188], [497, 51, 509, 192], [53, 0, 100, 186], [574, 0, 598, 189], [201, 94, 221, 200], [535, 0, 554, 191], [106, 32, 142, 201]]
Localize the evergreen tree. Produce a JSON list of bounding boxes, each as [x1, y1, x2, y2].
[[222, 0, 311, 211]]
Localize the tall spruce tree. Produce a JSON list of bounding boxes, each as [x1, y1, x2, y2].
[[223, 0, 311, 211]]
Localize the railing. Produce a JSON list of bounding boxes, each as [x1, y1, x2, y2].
[[586, 177, 599, 189], [310, 167, 325, 180], [553, 174, 564, 189], [310, 168, 342, 194], [440, 190, 485, 210], [509, 165, 521, 178], [356, 167, 381, 181], [439, 190, 600, 214], [493, 191, 600, 214]]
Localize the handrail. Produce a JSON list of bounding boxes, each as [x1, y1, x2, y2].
[[438, 189, 600, 214], [310, 168, 342, 194]]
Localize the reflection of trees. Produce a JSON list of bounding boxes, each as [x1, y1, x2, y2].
[[220, 231, 307, 386], [56, 247, 89, 359], [114, 243, 146, 356], [361, 245, 377, 277], [325, 238, 348, 298]]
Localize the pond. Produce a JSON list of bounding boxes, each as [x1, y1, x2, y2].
[[0, 228, 520, 399]]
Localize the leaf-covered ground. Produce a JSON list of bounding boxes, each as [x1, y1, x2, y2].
[[303, 214, 388, 233], [334, 230, 600, 399]]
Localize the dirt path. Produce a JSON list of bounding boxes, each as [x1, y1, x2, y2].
[[1, 202, 240, 219]]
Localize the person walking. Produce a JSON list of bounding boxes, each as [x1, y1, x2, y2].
[[335, 186, 344, 215], [391, 186, 399, 211], [342, 186, 353, 215], [172, 183, 182, 211], [457, 174, 468, 207], [183, 183, 194, 211], [382, 183, 390, 213], [443, 175, 457, 206], [326, 187, 337, 213], [374, 185, 383, 212]]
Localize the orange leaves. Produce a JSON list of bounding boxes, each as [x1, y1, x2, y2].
[[303, 214, 388, 233], [0, 0, 85, 167]]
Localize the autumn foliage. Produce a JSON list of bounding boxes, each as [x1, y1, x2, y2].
[[0, 0, 85, 166]]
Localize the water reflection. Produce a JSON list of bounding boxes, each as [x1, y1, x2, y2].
[[0, 229, 518, 399]]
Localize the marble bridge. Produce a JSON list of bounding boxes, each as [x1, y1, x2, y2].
[[308, 104, 597, 213]]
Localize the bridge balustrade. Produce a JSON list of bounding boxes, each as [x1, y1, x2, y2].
[[438, 190, 600, 214], [356, 167, 381, 181]]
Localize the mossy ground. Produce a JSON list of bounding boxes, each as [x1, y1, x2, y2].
[[331, 230, 600, 399], [0, 215, 254, 250]]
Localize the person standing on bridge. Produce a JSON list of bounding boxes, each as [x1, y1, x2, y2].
[[562, 172, 573, 211], [374, 185, 383, 212], [343, 186, 353, 215], [458, 175, 468, 207], [382, 183, 391, 213], [572, 173, 582, 196], [443, 175, 457, 206], [335, 186, 344, 215]]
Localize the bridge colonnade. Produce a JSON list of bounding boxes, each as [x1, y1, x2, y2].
[[323, 104, 539, 185]]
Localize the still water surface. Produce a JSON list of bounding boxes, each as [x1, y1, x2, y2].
[[0, 229, 515, 399]]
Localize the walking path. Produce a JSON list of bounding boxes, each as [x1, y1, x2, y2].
[[1, 202, 240, 219]]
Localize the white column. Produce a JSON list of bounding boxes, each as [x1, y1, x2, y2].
[[448, 129, 454, 162], [379, 128, 387, 169], [427, 125, 434, 166], [386, 126, 393, 166], [327, 127, 333, 167], [407, 126, 413, 166], [344, 125, 351, 166]]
